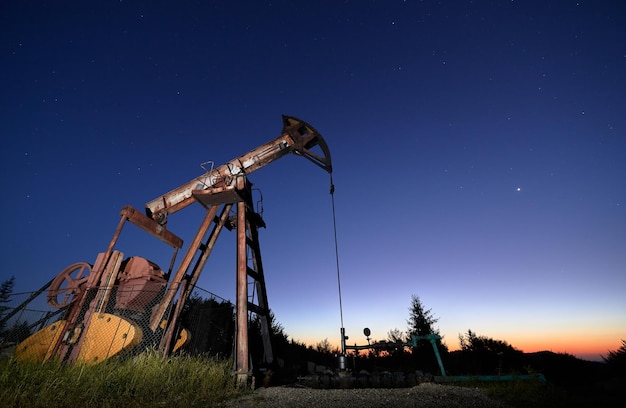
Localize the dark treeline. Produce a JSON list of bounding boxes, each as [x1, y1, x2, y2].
[[177, 291, 626, 390]]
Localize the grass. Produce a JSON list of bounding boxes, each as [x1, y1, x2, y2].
[[2, 352, 623, 408], [476, 380, 569, 408], [0, 350, 248, 408], [454, 378, 623, 408]]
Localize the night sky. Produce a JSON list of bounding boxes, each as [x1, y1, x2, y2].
[[2, 1, 625, 361]]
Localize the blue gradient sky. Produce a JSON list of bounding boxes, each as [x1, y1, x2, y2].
[[2, 1, 625, 361]]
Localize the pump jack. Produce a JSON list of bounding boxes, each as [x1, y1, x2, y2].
[[15, 116, 332, 384]]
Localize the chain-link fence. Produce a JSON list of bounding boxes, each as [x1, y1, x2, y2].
[[0, 284, 235, 363], [179, 287, 235, 358], [0, 289, 61, 359]]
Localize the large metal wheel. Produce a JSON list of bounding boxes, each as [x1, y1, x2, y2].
[[47, 262, 92, 308]]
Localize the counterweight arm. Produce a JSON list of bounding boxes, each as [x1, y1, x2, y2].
[[145, 116, 332, 224]]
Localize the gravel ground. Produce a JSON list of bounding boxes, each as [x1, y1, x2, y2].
[[218, 383, 509, 408]]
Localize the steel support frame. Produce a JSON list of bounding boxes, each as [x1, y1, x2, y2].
[[153, 175, 273, 386], [232, 177, 274, 385]]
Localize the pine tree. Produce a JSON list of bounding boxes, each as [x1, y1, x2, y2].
[[603, 339, 626, 375], [406, 294, 440, 338], [405, 294, 447, 373]]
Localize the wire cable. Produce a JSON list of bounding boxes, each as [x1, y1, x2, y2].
[[329, 174, 345, 332]]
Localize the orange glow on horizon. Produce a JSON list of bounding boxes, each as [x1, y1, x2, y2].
[[507, 336, 619, 359], [293, 333, 622, 362]]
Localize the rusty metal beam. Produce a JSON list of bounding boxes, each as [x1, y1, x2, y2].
[[146, 136, 293, 219], [121, 206, 183, 249], [235, 196, 249, 382], [160, 204, 233, 355], [186, 204, 232, 293], [93, 251, 125, 313], [246, 217, 274, 365], [67, 250, 124, 363], [145, 116, 332, 222], [160, 279, 188, 357], [150, 206, 218, 331]]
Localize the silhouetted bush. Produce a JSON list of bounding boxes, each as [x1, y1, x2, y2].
[[457, 329, 524, 375]]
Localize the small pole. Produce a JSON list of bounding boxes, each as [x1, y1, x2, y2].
[[338, 327, 347, 370]]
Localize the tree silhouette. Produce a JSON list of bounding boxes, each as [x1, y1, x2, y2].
[[405, 294, 447, 373], [249, 311, 291, 367], [179, 293, 235, 357], [3, 321, 31, 343], [459, 329, 520, 354], [406, 294, 439, 338], [383, 328, 407, 358], [0, 277, 15, 336], [603, 339, 626, 376], [315, 338, 332, 354], [458, 329, 523, 374], [386, 328, 405, 344]]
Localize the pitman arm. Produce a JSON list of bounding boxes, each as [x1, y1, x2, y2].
[[145, 115, 332, 224]]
